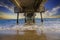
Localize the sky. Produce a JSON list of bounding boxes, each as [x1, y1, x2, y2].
[[0, 0, 60, 19]]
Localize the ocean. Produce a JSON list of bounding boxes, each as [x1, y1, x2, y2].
[[0, 18, 60, 40], [0, 18, 60, 28]]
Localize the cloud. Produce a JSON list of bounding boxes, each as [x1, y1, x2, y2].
[[0, 12, 25, 19], [0, 12, 60, 19], [0, 2, 60, 19], [35, 6, 60, 18], [0, 2, 14, 13], [45, 6, 60, 16]]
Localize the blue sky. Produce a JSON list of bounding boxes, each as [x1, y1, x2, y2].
[[0, 0, 60, 19], [0, 0, 60, 13], [45, 0, 60, 15], [45, 0, 60, 10]]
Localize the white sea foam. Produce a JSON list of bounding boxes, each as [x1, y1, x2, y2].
[[0, 21, 60, 40], [0, 21, 60, 32]]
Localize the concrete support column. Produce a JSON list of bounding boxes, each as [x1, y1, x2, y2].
[[40, 13, 43, 22], [24, 12, 35, 24], [17, 13, 19, 25]]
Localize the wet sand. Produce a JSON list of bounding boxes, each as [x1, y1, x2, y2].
[[0, 30, 47, 40]]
